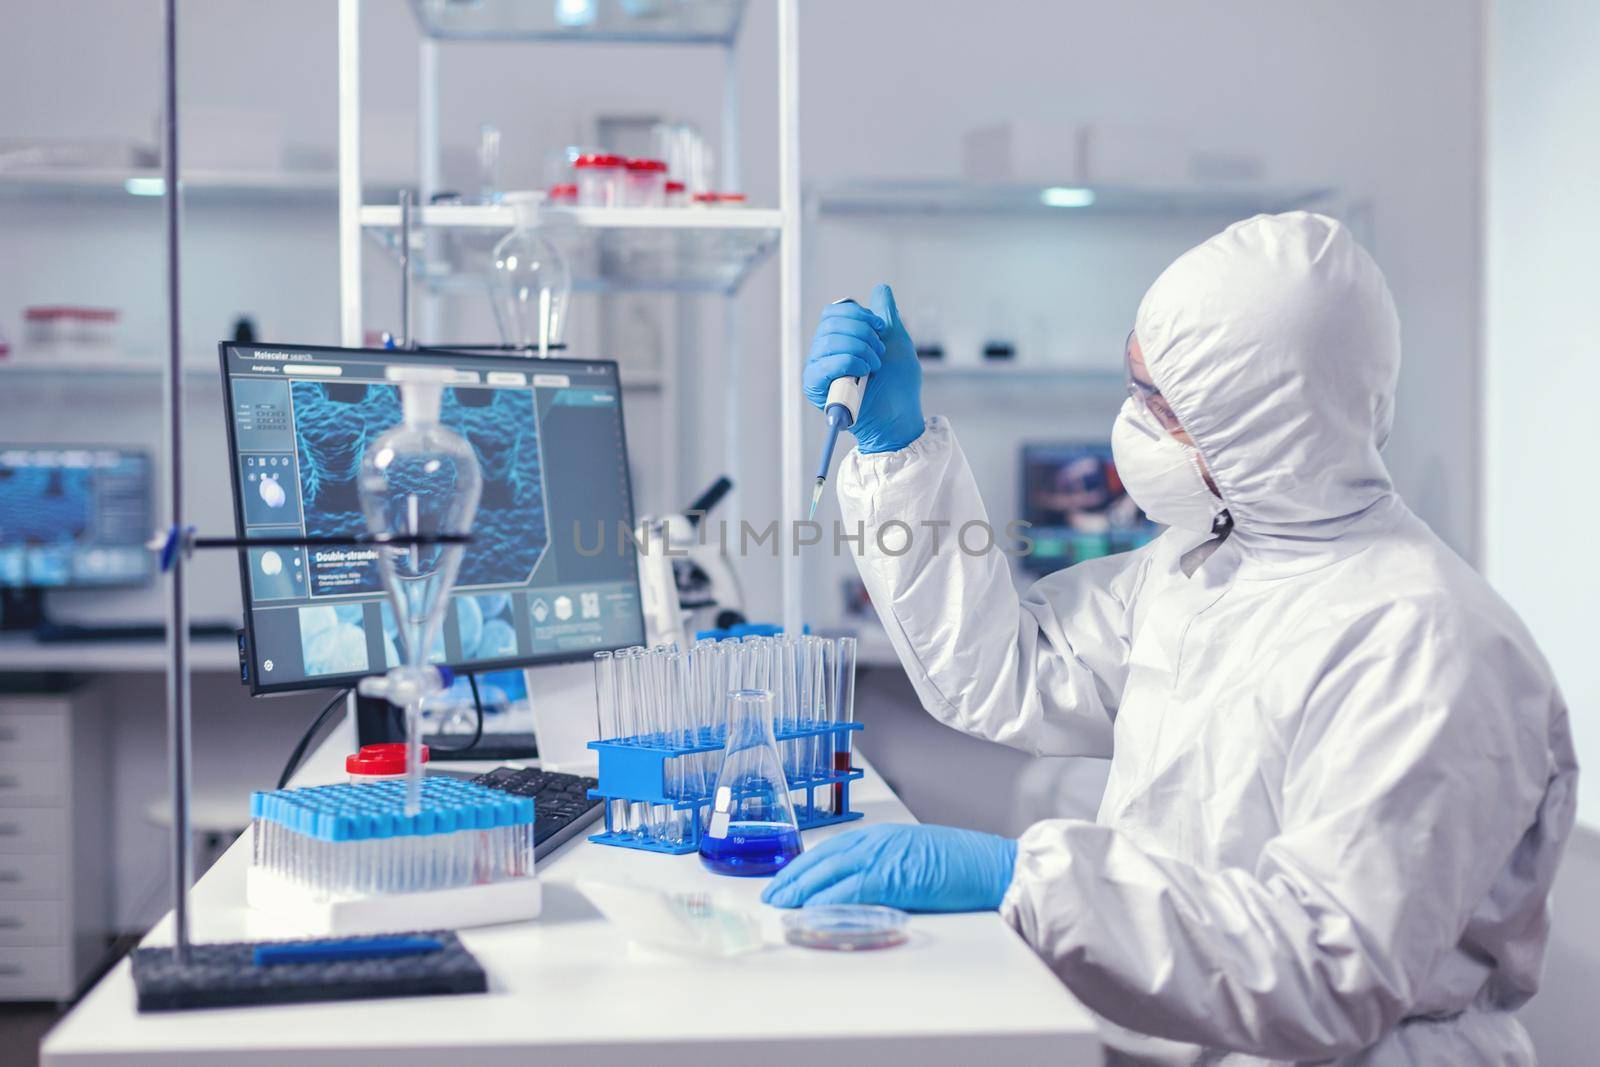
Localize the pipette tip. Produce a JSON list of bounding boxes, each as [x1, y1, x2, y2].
[[809, 479, 824, 521]]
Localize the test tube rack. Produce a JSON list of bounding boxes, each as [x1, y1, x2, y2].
[[244, 778, 544, 936], [586, 720, 865, 855]]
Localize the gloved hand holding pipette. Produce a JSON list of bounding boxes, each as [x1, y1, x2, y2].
[[804, 284, 926, 517]]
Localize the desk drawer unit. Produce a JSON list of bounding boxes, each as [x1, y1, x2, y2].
[[0, 946, 67, 999], [0, 712, 68, 760], [0, 808, 67, 855], [0, 853, 64, 901], [0, 691, 108, 1001], [0, 761, 66, 807], [0, 900, 64, 948]]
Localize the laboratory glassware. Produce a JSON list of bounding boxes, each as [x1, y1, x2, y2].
[[356, 368, 482, 815], [623, 158, 668, 207], [832, 636, 859, 815], [698, 689, 803, 876], [593, 651, 631, 834], [782, 904, 909, 952], [478, 123, 502, 203], [573, 152, 626, 207], [490, 192, 572, 355]]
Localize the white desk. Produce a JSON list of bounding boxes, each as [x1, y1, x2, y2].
[[42, 718, 1102, 1065]]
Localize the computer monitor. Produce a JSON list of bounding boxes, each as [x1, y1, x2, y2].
[[0, 446, 154, 630], [1019, 442, 1157, 575], [220, 343, 647, 696]]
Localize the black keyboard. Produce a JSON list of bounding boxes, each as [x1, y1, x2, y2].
[[36, 621, 239, 643], [470, 767, 602, 860]]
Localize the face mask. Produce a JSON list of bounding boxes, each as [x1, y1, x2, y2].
[[1111, 398, 1223, 533]]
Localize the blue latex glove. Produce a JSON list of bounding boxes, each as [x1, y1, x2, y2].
[[761, 823, 1018, 913], [803, 283, 925, 455]]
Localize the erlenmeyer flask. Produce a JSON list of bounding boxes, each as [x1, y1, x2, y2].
[[699, 689, 803, 877], [490, 192, 572, 355]]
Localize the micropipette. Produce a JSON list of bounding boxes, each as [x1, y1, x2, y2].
[[810, 298, 871, 520]]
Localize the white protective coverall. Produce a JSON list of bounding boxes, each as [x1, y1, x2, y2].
[[836, 213, 1577, 1064]]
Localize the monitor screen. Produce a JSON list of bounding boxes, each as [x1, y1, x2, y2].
[[0, 446, 153, 590], [220, 343, 647, 695], [1019, 442, 1157, 575]]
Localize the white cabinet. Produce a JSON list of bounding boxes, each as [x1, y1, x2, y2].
[[0, 689, 109, 1001]]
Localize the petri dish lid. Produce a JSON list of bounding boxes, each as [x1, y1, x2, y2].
[[782, 904, 909, 951]]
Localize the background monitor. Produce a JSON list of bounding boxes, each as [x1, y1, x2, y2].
[[0, 446, 153, 629], [221, 343, 647, 696], [1019, 442, 1157, 575]]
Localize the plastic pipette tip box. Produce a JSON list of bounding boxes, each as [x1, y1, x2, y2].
[[130, 930, 485, 1012]]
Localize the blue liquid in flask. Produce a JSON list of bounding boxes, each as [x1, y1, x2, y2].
[[699, 822, 803, 877]]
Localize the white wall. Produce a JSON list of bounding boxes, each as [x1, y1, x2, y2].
[[1486, 0, 1598, 827]]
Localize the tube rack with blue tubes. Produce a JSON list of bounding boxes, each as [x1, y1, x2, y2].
[[586, 720, 865, 856], [245, 778, 549, 937]]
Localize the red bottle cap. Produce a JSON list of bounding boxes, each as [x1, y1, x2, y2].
[[664, 180, 686, 193], [692, 192, 721, 204], [573, 153, 626, 169], [625, 158, 668, 172], [718, 192, 748, 203], [346, 743, 430, 777], [548, 183, 578, 199]]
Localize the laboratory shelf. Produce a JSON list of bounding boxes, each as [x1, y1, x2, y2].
[[920, 364, 1126, 388], [0, 357, 223, 385], [0, 167, 406, 205], [407, 0, 747, 45], [809, 180, 1336, 219], [362, 204, 782, 295]]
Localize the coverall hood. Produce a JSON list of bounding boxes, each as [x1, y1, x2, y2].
[[1134, 212, 1402, 566]]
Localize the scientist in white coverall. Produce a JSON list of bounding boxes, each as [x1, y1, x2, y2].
[[764, 213, 1577, 1064]]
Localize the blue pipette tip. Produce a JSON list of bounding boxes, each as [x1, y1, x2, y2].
[[809, 407, 851, 521]]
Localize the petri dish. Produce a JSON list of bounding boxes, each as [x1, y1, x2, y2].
[[782, 904, 909, 951]]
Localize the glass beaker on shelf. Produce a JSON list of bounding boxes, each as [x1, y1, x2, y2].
[[699, 689, 803, 877], [489, 192, 572, 356]]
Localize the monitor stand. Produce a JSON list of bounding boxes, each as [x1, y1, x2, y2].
[[352, 661, 596, 773], [0, 589, 47, 633]]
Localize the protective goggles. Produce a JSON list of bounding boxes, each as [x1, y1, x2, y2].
[[1124, 330, 1186, 436]]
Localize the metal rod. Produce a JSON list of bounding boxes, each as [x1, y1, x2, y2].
[[159, 0, 193, 965], [190, 533, 471, 550], [417, 38, 441, 343], [399, 188, 413, 348], [721, 41, 741, 194], [777, 0, 803, 638], [338, 0, 363, 346]]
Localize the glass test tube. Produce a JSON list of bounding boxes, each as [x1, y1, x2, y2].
[[593, 651, 629, 834], [618, 649, 650, 838], [810, 638, 836, 811], [833, 637, 858, 815], [779, 637, 802, 781]]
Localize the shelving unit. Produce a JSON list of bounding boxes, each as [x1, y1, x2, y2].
[[0, 167, 405, 205], [361, 203, 781, 295], [809, 179, 1336, 219], [338, 0, 805, 632], [920, 364, 1125, 388], [406, 0, 747, 45]]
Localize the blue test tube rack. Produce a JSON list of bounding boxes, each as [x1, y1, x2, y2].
[[586, 720, 865, 855]]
